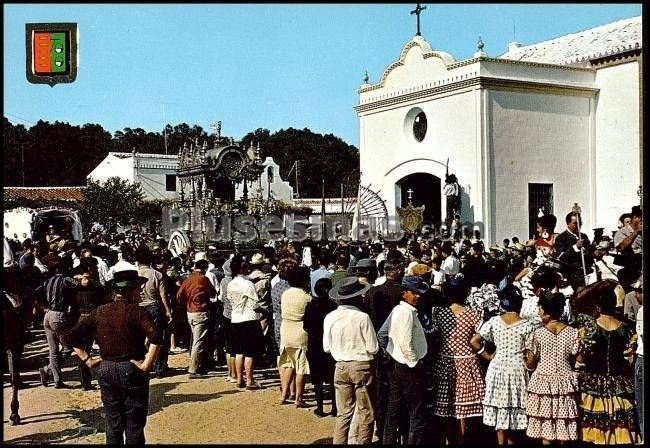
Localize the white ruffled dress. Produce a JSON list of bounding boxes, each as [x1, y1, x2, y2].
[[479, 316, 537, 430]]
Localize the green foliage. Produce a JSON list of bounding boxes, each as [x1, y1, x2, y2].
[[80, 177, 145, 226], [134, 199, 175, 222], [3, 118, 360, 199], [240, 127, 360, 198]]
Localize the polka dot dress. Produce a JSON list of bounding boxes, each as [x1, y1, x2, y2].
[[479, 316, 536, 430], [525, 326, 580, 441], [431, 307, 485, 419]]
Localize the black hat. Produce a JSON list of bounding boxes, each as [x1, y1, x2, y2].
[[329, 277, 371, 301]]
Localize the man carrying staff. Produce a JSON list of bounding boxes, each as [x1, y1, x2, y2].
[[63, 261, 161, 445]]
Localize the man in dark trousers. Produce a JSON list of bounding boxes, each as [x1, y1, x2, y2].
[[363, 258, 405, 442], [63, 261, 161, 445], [379, 275, 430, 445], [555, 211, 593, 288]]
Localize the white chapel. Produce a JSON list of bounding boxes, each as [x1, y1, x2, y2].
[[355, 15, 642, 243]]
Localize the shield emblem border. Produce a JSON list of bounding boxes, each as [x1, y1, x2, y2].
[[26, 22, 78, 86]]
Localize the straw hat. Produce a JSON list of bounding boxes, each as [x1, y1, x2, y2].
[[411, 263, 432, 277], [250, 253, 265, 265]]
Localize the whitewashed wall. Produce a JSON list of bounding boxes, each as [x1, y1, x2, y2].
[[489, 90, 592, 242], [593, 61, 641, 232], [88, 153, 179, 200]]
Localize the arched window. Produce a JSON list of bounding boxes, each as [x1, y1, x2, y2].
[[267, 166, 274, 183]]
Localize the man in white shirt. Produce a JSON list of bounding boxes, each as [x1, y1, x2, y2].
[[323, 277, 378, 445], [440, 243, 459, 277], [633, 277, 643, 439], [430, 257, 446, 291], [81, 248, 110, 286], [378, 275, 429, 445]]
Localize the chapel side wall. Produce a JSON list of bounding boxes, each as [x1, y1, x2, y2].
[[489, 90, 592, 242], [359, 90, 480, 227], [136, 167, 178, 200], [593, 61, 641, 232]]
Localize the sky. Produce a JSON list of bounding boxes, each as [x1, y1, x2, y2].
[[4, 3, 643, 147]]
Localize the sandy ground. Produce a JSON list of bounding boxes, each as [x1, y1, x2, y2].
[[3, 330, 335, 444]]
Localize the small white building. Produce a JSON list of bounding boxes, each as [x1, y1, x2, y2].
[[234, 157, 294, 202], [88, 152, 294, 204], [88, 151, 180, 200], [356, 16, 642, 243]]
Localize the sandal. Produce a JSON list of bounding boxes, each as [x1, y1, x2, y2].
[[246, 383, 260, 390], [295, 400, 309, 408]]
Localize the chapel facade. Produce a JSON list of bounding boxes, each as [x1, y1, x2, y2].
[[355, 16, 642, 243]]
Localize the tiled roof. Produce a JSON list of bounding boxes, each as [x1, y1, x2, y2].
[[4, 186, 86, 201], [499, 16, 641, 66]]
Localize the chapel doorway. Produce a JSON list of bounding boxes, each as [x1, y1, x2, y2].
[[395, 173, 441, 225]]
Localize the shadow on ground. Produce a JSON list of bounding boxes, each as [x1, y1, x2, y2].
[[148, 381, 241, 416], [3, 406, 104, 444]]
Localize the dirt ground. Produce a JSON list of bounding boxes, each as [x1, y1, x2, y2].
[[3, 330, 335, 444]]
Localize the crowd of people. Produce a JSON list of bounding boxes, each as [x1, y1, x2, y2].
[[2, 203, 644, 445]]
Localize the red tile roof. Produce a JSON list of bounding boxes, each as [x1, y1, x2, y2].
[[3, 187, 86, 201]]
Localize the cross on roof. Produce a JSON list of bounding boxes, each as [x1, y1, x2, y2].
[[410, 3, 426, 37]]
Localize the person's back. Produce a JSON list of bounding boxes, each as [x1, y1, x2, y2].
[[433, 306, 480, 357], [364, 281, 402, 331], [323, 305, 376, 361], [304, 297, 337, 352], [178, 271, 215, 313], [138, 264, 165, 308], [227, 275, 260, 323], [581, 316, 633, 376], [330, 267, 348, 287], [74, 300, 155, 361]]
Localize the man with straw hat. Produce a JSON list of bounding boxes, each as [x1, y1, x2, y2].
[[324, 277, 378, 444]]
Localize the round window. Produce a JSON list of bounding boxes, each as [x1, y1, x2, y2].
[[413, 112, 427, 142]]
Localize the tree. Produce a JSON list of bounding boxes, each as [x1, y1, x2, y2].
[[240, 127, 360, 198], [3, 118, 28, 186], [79, 177, 145, 227]]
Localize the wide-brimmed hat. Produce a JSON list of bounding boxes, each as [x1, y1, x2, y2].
[[112, 261, 148, 289], [354, 258, 376, 270], [193, 251, 207, 263], [511, 242, 526, 253], [411, 264, 431, 277], [401, 275, 430, 295], [329, 277, 371, 301], [489, 244, 503, 253], [250, 253, 265, 265]]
